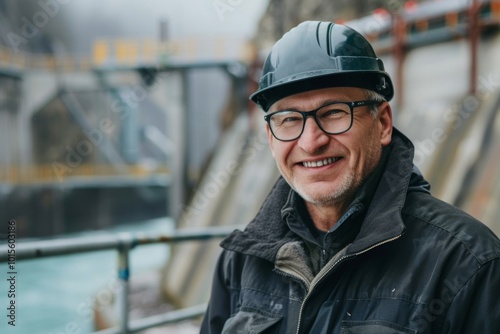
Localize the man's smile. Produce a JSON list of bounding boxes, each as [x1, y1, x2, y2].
[[301, 157, 342, 168]]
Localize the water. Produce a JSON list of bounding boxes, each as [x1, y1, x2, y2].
[[0, 217, 175, 334]]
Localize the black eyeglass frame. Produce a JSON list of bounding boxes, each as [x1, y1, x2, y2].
[[264, 100, 380, 142]]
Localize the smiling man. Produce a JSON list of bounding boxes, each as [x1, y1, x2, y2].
[[201, 21, 500, 333], [265, 87, 392, 231]]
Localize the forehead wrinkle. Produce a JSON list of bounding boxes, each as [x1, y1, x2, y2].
[[269, 87, 366, 112], [275, 99, 340, 112]]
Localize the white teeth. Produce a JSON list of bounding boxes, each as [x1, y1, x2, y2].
[[302, 157, 338, 168]]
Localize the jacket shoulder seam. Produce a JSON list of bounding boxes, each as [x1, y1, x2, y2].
[[401, 211, 483, 264]]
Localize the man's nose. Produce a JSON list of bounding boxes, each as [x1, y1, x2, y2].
[[297, 116, 329, 153]]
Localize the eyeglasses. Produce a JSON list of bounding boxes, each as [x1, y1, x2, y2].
[[264, 100, 380, 141]]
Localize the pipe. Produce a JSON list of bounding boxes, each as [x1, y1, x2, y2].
[[392, 13, 407, 109], [469, 0, 480, 95]]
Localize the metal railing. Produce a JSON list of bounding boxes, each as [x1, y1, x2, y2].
[[0, 37, 254, 73], [0, 164, 170, 185], [0, 225, 238, 333]]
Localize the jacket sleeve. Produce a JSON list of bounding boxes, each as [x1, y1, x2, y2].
[[200, 251, 232, 334], [443, 258, 500, 333]]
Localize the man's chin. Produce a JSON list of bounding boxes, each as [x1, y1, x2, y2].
[[294, 186, 342, 206], [293, 177, 357, 207]]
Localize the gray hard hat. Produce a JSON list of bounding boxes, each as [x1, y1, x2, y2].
[[250, 21, 394, 111]]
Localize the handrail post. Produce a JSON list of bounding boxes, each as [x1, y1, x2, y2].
[[117, 234, 132, 334]]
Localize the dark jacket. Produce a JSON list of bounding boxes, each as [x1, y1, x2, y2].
[[201, 129, 500, 333]]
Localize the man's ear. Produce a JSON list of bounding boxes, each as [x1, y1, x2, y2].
[[378, 102, 393, 146]]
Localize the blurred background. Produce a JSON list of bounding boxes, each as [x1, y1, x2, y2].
[[0, 0, 499, 333]]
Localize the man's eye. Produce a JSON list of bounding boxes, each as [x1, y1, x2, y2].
[[282, 116, 301, 123], [321, 109, 347, 118], [273, 113, 302, 125]]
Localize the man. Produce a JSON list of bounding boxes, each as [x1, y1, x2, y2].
[[201, 21, 500, 333]]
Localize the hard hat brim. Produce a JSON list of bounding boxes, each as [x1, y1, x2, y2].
[[250, 70, 394, 112]]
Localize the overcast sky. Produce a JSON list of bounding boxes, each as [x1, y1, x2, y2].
[[58, 0, 269, 52]]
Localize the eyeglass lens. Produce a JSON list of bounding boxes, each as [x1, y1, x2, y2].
[[268, 103, 352, 140]]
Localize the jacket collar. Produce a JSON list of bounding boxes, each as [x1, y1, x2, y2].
[[221, 128, 430, 262], [348, 128, 421, 254], [221, 176, 296, 263]]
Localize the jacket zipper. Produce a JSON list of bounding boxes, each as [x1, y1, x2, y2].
[[274, 269, 309, 291], [294, 233, 403, 334]]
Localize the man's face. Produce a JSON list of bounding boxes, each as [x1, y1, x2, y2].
[[266, 87, 393, 207]]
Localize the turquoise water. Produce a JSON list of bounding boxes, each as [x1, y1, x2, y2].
[[0, 217, 174, 334]]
